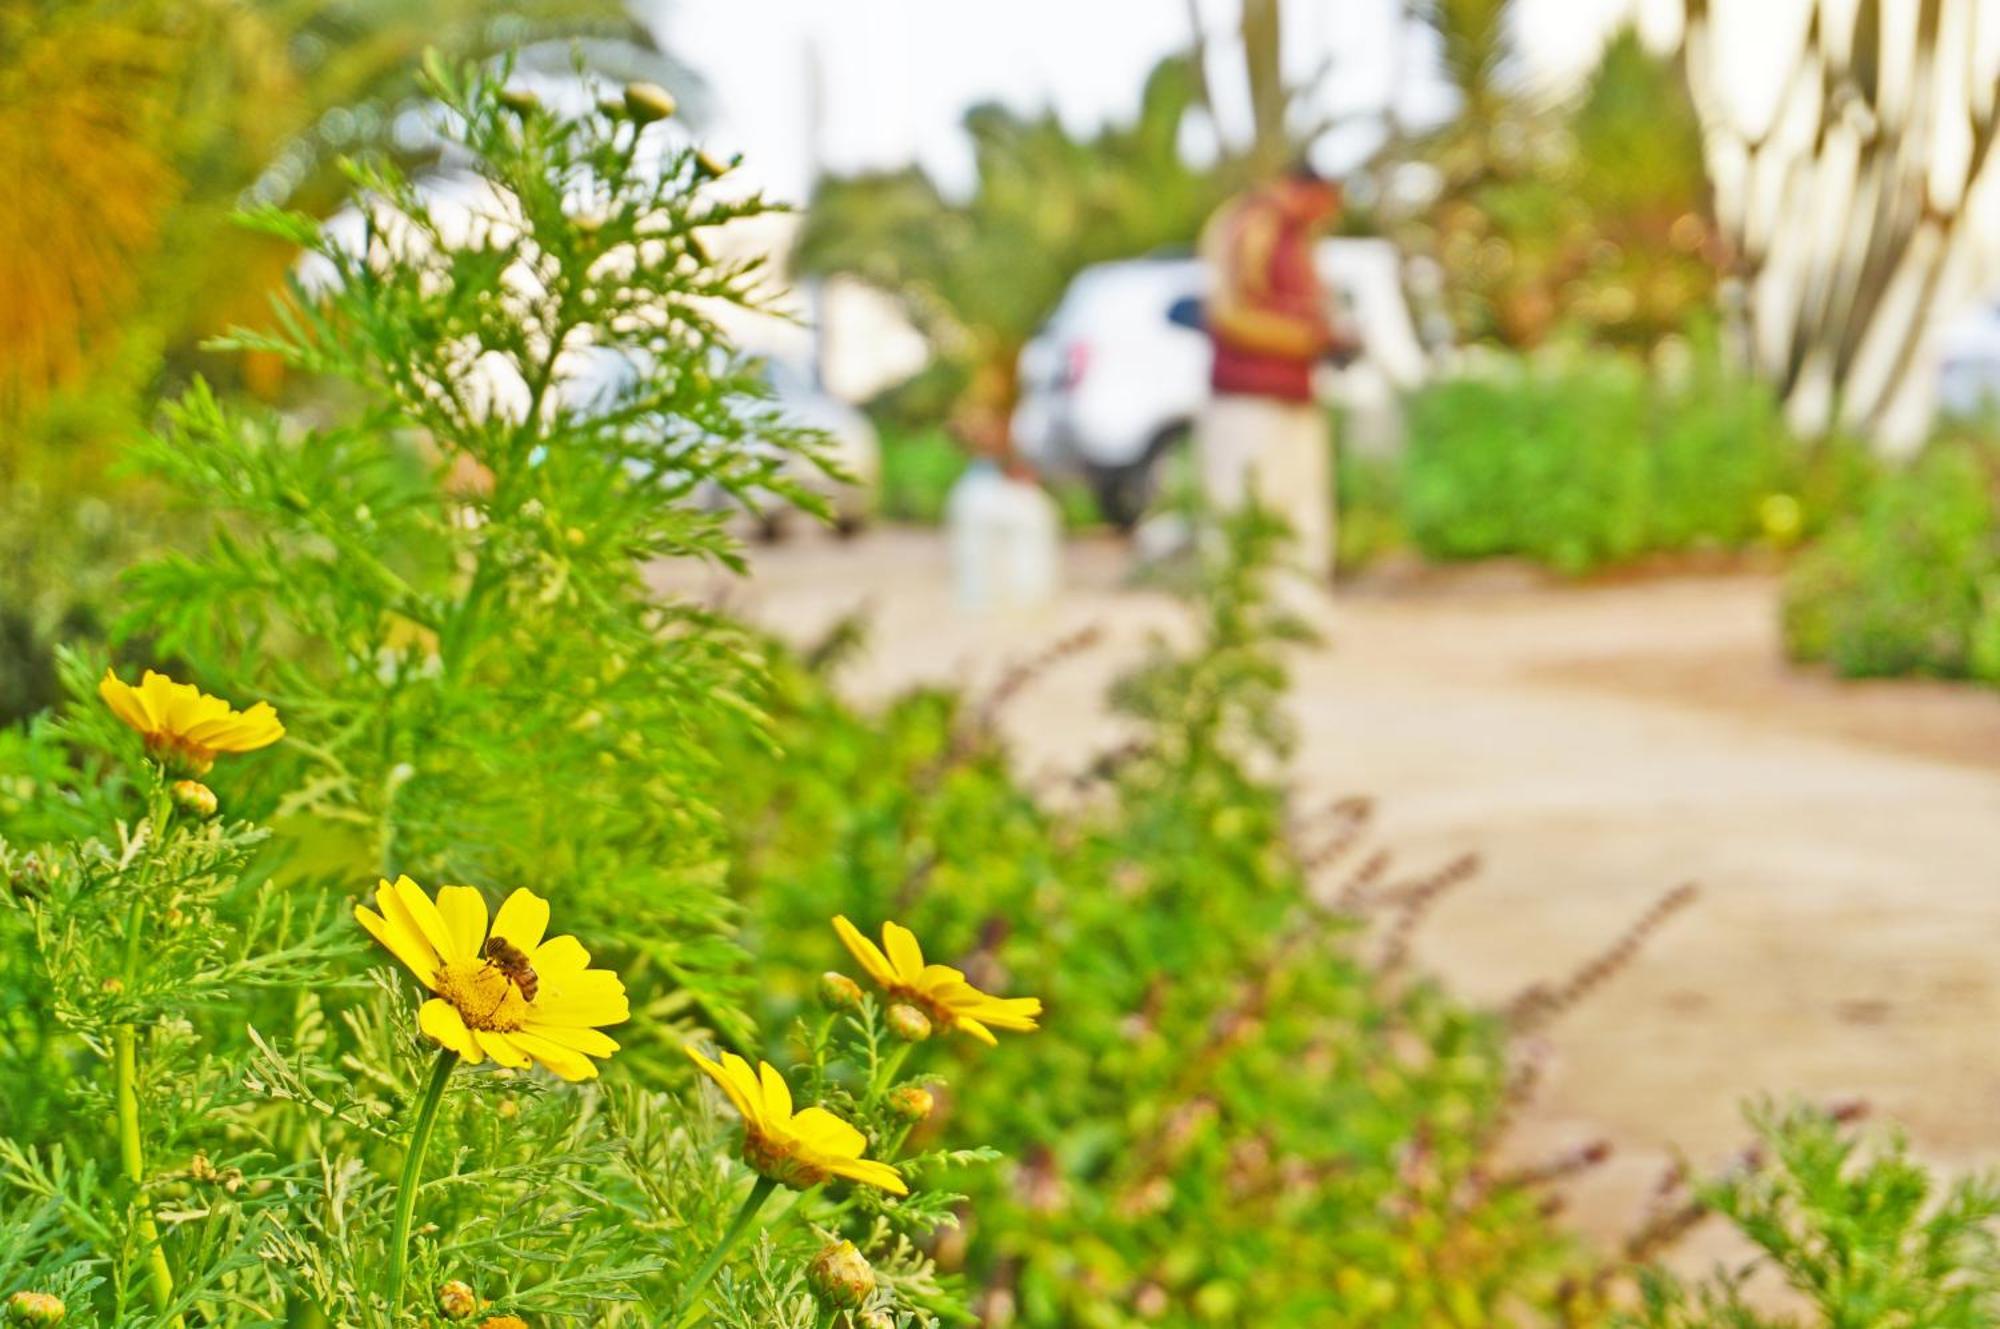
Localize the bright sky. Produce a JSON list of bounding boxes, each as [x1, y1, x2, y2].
[[639, 0, 1701, 202]]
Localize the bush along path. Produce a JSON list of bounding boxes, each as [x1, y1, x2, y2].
[[0, 60, 1030, 1327], [0, 50, 1992, 1329]]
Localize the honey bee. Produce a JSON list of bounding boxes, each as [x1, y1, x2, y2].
[[483, 935, 539, 1003]]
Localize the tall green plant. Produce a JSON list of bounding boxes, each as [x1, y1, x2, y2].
[[0, 61, 1018, 1328]]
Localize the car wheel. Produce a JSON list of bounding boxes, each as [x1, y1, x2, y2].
[[1088, 424, 1193, 531]]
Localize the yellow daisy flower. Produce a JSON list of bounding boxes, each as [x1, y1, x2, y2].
[[685, 1047, 907, 1195], [833, 915, 1042, 1046], [356, 876, 627, 1082], [99, 668, 284, 774]]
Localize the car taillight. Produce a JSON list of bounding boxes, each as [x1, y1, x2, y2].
[[1061, 342, 1091, 389]]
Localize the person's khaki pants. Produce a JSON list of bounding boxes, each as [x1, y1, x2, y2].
[[1196, 393, 1333, 582]]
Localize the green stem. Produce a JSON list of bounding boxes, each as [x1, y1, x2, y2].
[[115, 891, 182, 1328], [868, 1042, 914, 1108], [385, 1048, 457, 1320], [676, 1175, 778, 1323]]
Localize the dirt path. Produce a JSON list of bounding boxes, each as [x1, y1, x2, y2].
[[670, 527, 2000, 1257]]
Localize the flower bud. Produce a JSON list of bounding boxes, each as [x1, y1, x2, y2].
[[623, 81, 677, 124], [100, 976, 124, 995], [498, 87, 541, 117], [886, 1003, 932, 1043], [170, 779, 218, 820], [4, 1292, 65, 1327], [437, 1280, 478, 1320], [888, 1085, 934, 1121], [693, 149, 729, 181], [857, 1310, 895, 1329], [806, 1240, 875, 1309], [818, 971, 864, 1011], [477, 1317, 528, 1329]]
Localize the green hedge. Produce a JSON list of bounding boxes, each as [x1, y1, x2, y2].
[[1403, 349, 1802, 574], [1783, 438, 2000, 680]]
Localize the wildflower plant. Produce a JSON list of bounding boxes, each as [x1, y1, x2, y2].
[[0, 55, 1019, 1329]]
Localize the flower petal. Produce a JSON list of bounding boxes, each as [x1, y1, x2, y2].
[[530, 970, 628, 1027], [473, 1029, 532, 1069], [832, 915, 898, 990], [506, 1029, 598, 1081], [433, 886, 489, 964], [521, 1021, 618, 1057], [390, 877, 458, 964], [491, 889, 550, 954], [531, 934, 591, 979], [419, 998, 481, 1062], [954, 1016, 999, 1046], [757, 1061, 794, 1123], [99, 670, 153, 733], [827, 1156, 908, 1196], [880, 921, 926, 983], [789, 1106, 865, 1158], [356, 900, 440, 990], [686, 1046, 759, 1125]]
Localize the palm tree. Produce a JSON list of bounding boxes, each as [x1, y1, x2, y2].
[[1681, 0, 2000, 443]]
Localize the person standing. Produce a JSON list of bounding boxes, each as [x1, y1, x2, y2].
[[1198, 164, 1350, 585]]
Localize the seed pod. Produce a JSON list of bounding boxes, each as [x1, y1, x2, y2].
[[4, 1292, 66, 1327], [624, 81, 677, 124], [171, 779, 218, 819], [437, 1280, 478, 1320], [806, 1241, 875, 1309], [886, 1003, 933, 1043], [818, 971, 864, 1011], [888, 1085, 934, 1121]]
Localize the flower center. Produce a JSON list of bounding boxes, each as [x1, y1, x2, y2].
[[436, 958, 530, 1031], [743, 1129, 828, 1190], [891, 984, 954, 1027], [145, 733, 214, 776]]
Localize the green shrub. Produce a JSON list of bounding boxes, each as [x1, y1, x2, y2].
[[0, 60, 1016, 1327], [1782, 442, 1997, 679], [715, 512, 1596, 1326], [1405, 348, 1801, 574], [1625, 1105, 2000, 1329], [877, 424, 970, 523]]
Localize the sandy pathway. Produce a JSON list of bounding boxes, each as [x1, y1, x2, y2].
[[668, 528, 2000, 1254]]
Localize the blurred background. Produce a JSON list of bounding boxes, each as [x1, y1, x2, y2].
[[10, 0, 2000, 1268]]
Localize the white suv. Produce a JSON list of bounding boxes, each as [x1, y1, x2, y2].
[[1012, 239, 1431, 526]]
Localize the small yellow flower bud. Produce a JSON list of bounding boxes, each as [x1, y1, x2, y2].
[[806, 1240, 875, 1309], [497, 1096, 520, 1120], [498, 87, 541, 117], [886, 1003, 932, 1043], [171, 779, 218, 819], [818, 971, 864, 1011], [857, 1309, 895, 1329], [4, 1292, 66, 1327], [100, 976, 124, 995], [692, 149, 729, 181], [598, 95, 625, 119], [477, 1317, 529, 1329], [437, 1280, 478, 1320], [624, 81, 678, 124], [888, 1085, 934, 1122]]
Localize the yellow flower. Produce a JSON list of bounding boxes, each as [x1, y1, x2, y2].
[[99, 668, 284, 774], [356, 877, 627, 1082], [832, 916, 1042, 1046], [685, 1047, 907, 1195]]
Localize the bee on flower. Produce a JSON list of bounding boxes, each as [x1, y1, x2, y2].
[[833, 916, 1042, 1046], [685, 1047, 907, 1195], [356, 877, 627, 1081], [99, 668, 284, 775]]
